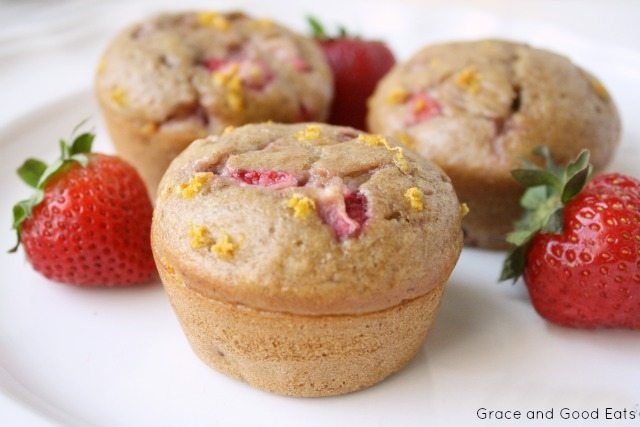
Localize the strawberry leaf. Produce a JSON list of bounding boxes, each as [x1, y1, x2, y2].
[[561, 164, 592, 204], [512, 169, 561, 190], [307, 15, 352, 40], [500, 245, 528, 281], [533, 145, 562, 178], [70, 132, 94, 155], [565, 150, 590, 179], [17, 158, 47, 188], [520, 186, 548, 209], [307, 16, 327, 39], [500, 147, 595, 281]]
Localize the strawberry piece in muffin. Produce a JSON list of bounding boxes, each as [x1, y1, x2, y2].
[[229, 169, 299, 188], [406, 93, 442, 125]]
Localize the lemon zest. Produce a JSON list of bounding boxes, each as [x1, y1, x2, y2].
[[140, 122, 157, 136], [587, 76, 609, 101], [178, 172, 214, 199], [213, 64, 245, 112], [395, 132, 416, 150], [460, 203, 470, 217], [456, 66, 481, 95], [189, 225, 213, 249], [211, 233, 238, 260], [357, 133, 410, 174], [197, 11, 230, 31], [110, 87, 128, 107], [287, 193, 316, 219], [295, 124, 322, 141], [404, 187, 424, 211], [386, 87, 409, 104]]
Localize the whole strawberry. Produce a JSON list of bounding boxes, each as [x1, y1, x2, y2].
[[10, 129, 156, 286], [308, 16, 395, 130], [501, 148, 640, 329]]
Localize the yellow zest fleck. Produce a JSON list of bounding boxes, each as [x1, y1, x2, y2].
[[212, 63, 239, 86], [392, 148, 410, 174], [110, 87, 128, 107], [140, 122, 157, 136], [189, 225, 213, 249], [413, 97, 428, 113], [96, 59, 106, 74], [223, 125, 235, 135], [213, 64, 245, 112], [254, 18, 273, 29], [178, 172, 214, 199], [357, 133, 410, 174], [395, 132, 416, 150], [287, 193, 316, 219], [456, 66, 481, 95], [197, 11, 230, 31], [386, 87, 409, 104], [226, 92, 244, 112], [295, 124, 322, 141], [405, 187, 424, 211], [587, 76, 609, 101], [265, 120, 274, 126], [460, 203, 470, 217], [357, 133, 387, 146], [159, 257, 175, 275], [211, 233, 238, 260]]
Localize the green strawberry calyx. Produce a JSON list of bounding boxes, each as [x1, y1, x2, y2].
[[307, 15, 349, 40], [500, 147, 593, 281], [9, 126, 95, 253]]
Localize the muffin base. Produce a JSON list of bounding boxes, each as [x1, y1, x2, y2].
[[162, 272, 445, 397]]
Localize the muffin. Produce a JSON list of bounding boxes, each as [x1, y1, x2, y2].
[[151, 123, 463, 396], [368, 39, 621, 249], [95, 11, 333, 197]]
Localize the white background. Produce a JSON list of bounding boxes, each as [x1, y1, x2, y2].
[[1, 1, 639, 426]]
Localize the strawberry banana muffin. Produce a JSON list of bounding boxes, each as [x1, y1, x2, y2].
[[368, 39, 621, 249], [95, 11, 333, 197], [151, 123, 463, 396]]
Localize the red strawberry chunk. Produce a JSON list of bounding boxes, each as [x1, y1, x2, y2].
[[345, 191, 368, 227], [405, 93, 442, 126], [230, 169, 298, 189], [317, 190, 369, 240], [292, 56, 311, 72], [203, 57, 225, 71]]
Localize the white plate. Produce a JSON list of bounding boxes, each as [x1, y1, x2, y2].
[[1, 2, 640, 426]]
